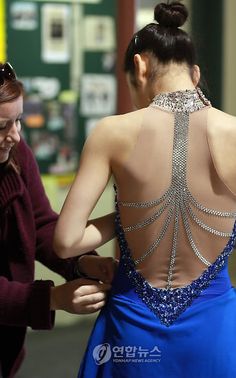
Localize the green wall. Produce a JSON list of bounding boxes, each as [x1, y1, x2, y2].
[[191, 0, 223, 108]]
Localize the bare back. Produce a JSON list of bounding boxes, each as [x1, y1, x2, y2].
[[112, 89, 236, 290]]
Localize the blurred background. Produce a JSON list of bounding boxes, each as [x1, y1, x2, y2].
[[0, 0, 235, 376]]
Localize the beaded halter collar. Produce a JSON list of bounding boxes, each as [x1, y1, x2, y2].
[[115, 88, 236, 326], [150, 87, 211, 113]]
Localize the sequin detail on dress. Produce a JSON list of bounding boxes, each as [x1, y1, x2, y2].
[[115, 197, 236, 327], [115, 88, 236, 326]]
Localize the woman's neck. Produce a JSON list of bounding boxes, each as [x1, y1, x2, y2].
[[148, 64, 196, 99]]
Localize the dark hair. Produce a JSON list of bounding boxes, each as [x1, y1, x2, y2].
[[0, 63, 24, 172], [124, 1, 196, 80]]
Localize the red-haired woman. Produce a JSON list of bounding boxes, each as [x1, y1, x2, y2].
[[0, 62, 115, 378]]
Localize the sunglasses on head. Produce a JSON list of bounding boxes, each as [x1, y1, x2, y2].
[[0, 62, 17, 86]]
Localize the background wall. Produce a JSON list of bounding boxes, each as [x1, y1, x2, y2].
[[223, 0, 236, 283], [223, 0, 236, 115]]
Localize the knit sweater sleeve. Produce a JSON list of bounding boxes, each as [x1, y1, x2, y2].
[[0, 156, 55, 329], [0, 140, 81, 330], [1, 139, 79, 330], [18, 139, 78, 281], [0, 276, 55, 329]]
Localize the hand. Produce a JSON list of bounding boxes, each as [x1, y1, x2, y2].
[[50, 278, 111, 314], [78, 255, 118, 283]]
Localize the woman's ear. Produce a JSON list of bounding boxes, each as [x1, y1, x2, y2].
[[133, 54, 148, 86], [192, 65, 200, 86]]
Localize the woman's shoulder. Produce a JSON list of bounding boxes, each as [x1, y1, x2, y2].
[[93, 108, 147, 134], [84, 108, 147, 164], [208, 106, 236, 124], [207, 107, 236, 195], [88, 108, 147, 148], [17, 137, 33, 161], [17, 137, 36, 168]]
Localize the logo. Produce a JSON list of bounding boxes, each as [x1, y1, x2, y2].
[[93, 343, 112, 365], [92, 344, 162, 365]]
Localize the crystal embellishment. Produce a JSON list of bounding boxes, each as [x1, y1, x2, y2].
[[115, 194, 236, 327], [150, 87, 211, 113], [114, 88, 236, 327]]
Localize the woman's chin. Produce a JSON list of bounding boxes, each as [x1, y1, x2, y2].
[[0, 151, 10, 163]]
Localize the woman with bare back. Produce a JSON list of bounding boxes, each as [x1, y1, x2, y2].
[[54, 2, 236, 377]]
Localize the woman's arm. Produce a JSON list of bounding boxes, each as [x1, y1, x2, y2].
[[19, 138, 116, 281], [18, 138, 77, 280], [54, 118, 116, 258]]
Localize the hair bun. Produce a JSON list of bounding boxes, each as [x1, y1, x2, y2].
[[154, 1, 188, 28]]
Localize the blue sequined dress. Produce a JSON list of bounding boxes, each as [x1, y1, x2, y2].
[[78, 89, 236, 378]]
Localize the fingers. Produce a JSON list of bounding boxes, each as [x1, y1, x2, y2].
[[75, 280, 111, 296], [74, 290, 107, 306], [77, 300, 106, 314], [73, 290, 108, 314]]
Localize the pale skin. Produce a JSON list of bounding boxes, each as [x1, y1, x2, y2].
[[53, 53, 236, 261], [0, 96, 116, 315], [0, 97, 22, 163]]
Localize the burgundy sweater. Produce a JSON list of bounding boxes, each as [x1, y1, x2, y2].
[[0, 139, 78, 377]]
